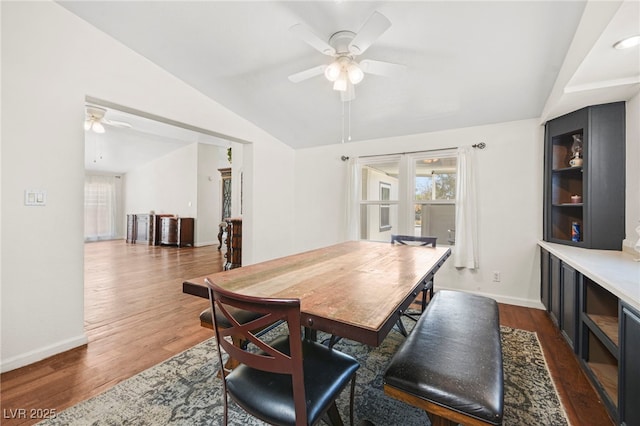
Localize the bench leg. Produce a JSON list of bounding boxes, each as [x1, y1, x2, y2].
[[426, 411, 457, 426]]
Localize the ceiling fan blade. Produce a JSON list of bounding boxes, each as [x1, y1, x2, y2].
[[103, 119, 132, 129], [289, 24, 335, 56], [348, 11, 391, 55], [360, 59, 406, 77], [288, 65, 327, 83]]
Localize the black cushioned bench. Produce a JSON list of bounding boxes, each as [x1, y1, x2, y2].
[[383, 290, 504, 426]]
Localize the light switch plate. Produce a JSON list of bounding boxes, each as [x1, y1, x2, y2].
[[25, 189, 47, 206]]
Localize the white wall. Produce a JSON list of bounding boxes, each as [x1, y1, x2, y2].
[[242, 139, 296, 264], [295, 119, 545, 307], [1, 1, 295, 372], [125, 144, 198, 218]]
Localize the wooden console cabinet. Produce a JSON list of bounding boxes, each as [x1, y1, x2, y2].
[[127, 213, 193, 247], [159, 217, 194, 247], [126, 214, 151, 244], [224, 217, 242, 270]]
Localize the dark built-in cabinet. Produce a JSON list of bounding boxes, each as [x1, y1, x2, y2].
[[541, 248, 640, 424], [541, 248, 579, 352], [561, 262, 579, 351], [620, 305, 640, 426], [543, 102, 625, 250]]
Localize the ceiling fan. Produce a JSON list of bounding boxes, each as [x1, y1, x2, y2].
[[85, 105, 132, 133], [288, 11, 406, 102]]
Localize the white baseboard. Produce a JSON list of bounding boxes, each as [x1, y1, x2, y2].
[[194, 241, 220, 248], [436, 287, 546, 310], [1, 334, 88, 373]]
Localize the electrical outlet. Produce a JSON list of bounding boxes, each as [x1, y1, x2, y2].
[[492, 271, 501, 282]]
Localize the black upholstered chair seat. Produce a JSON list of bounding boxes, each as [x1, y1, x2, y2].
[[227, 335, 360, 426], [200, 306, 263, 329]]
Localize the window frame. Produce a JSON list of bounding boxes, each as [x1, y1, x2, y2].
[[353, 150, 457, 243]]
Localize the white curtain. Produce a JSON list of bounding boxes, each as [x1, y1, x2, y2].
[[84, 175, 121, 241], [453, 147, 479, 269]]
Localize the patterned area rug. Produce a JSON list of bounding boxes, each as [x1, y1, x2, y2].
[[39, 324, 569, 426]]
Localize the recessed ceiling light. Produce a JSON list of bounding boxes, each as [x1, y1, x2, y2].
[[613, 35, 640, 49]]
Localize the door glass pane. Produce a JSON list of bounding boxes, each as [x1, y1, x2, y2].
[[414, 156, 457, 244], [360, 204, 399, 241], [414, 204, 456, 243], [415, 157, 456, 201], [359, 159, 400, 242], [361, 161, 399, 201]]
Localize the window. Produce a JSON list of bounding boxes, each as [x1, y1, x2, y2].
[[354, 151, 456, 244], [413, 155, 456, 243], [358, 158, 400, 241], [84, 175, 122, 241], [379, 182, 391, 231]]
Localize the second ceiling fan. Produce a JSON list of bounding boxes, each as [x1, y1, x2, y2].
[[288, 11, 405, 102]]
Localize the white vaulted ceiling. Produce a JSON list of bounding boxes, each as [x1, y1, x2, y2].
[[61, 1, 639, 151]]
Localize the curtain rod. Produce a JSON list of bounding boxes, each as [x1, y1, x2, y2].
[[340, 142, 486, 161]]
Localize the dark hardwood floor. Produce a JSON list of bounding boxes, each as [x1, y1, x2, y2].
[[1, 240, 613, 425]]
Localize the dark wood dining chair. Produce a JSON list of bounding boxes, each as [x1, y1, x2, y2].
[[199, 307, 267, 373], [206, 278, 360, 426], [391, 235, 437, 330]]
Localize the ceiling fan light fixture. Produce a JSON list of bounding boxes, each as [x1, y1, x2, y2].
[[324, 61, 342, 82], [84, 120, 92, 131], [92, 121, 106, 134], [333, 72, 348, 91], [613, 34, 640, 49], [347, 62, 364, 84]]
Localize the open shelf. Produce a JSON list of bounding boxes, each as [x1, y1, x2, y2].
[[550, 206, 583, 243], [549, 141, 583, 243], [584, 278, 619, 348], [588, 314, 619, 347], [585, 329, 619, 408], [551, 133, 583, 170]]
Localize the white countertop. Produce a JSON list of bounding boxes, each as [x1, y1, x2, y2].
[[538, 241, 640, 312]]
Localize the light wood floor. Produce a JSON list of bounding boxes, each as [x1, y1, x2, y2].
[[1, 240, 613, 426]]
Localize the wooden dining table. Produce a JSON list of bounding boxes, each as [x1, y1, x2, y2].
[[182, 240, 451, 347]]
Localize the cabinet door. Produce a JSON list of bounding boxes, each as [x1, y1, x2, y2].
[[126, 215, 135, 243], [160, 218, 178, 245], [550, 255, 561, 326], [561, 263, 579, 351], [541, 248, 550, 311], [135, 215, 149, 242], [620, 304, 640, 426]]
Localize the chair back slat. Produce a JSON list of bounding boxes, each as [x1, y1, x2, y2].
[[214, 303, 297, 374]]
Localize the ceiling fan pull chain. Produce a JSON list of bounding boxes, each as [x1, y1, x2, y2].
[[341, 100, 345, 144], [348, 100, 352, 142]]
